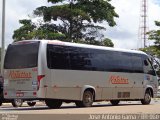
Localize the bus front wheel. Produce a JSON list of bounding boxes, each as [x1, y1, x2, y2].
[[45, 99, 62, 109], [75, 90, 93, 107], [141, 90, 151, 105], [110, 100, 120, 106]]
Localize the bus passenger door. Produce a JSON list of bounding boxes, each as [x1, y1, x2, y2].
[[132, 73, 144, 99], [143, 59, 157, 95]]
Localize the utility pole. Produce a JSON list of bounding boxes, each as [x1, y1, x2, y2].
[[139, 0, 149, 48], [1, 0, 6, 75]]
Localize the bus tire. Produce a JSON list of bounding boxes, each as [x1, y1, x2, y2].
[[75, 101, 83, 107], [45, 99, 62, 109], [110, 100, 120, 106], [12, 99, 23, 107], [75, 90, 93, 107], [141, 90, 151, 105], [27, 102, 36, 106]]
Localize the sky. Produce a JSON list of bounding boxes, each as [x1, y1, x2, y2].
[[0, 0, 160, 50]]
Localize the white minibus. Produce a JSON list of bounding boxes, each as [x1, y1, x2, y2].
[[3, 40, 158, 108]]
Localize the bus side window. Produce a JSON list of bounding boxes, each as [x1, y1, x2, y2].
[[144, 59, 156, 76], [144, 60, 149, 66]]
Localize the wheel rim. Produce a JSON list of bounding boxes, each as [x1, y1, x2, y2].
[[83, 92, 93, 106], [15, 99, 22, 106], [145, 93, 151, 103]]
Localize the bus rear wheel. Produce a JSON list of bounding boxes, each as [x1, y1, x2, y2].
[[110, 100, 120, 106], [27, 102, 36, 107], [12, 99, 23, 107], [45, 99, 62, 109], [75, 90, 93, 107], [141, 90, 151, 105]]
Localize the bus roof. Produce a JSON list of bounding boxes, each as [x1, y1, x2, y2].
[[14, 40, 147, 55]]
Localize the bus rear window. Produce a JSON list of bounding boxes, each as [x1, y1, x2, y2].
[[4, 41, 40, 69]]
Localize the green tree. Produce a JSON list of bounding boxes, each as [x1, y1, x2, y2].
[[13, 0, 118, 47], [13, 19, 65, 41], [148, 21, 160, 45], [140, 46, 160, 57], [76, 37, 114, 47], [34, 0, 118, 42], [13, 20, 35, 41], [140, 21, 160, 57], [101, 38, 114, 47]]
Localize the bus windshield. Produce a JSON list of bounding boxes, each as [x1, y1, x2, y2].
[[4, 41, 40, 69]]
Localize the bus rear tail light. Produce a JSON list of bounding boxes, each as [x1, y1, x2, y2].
[[37, 75, 45, 90], [4, 92, 7, 96], [33, 92, 37, 96]]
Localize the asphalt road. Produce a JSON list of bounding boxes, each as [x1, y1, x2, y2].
[[0, 99, 160, 120]]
